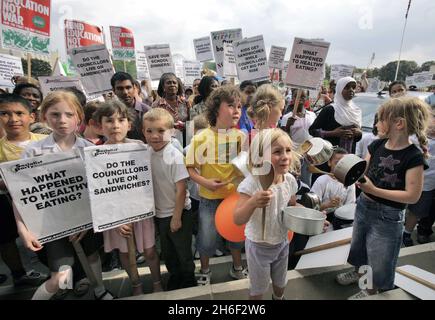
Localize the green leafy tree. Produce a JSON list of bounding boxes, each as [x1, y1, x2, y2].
[[419, 61, 435, 72], [378, 60, 419, 81], [21, 58, 52, 78]]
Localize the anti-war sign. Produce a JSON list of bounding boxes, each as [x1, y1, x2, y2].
[[0, 151, 92, 244], [64, 19, 104, 54], [0, 0, 51, 54], [83, 143, 155, 233], [268, 45, 287, 70], [193, 36, 213, 62], [69, 44, 114, 96], [110, 26, 135, 61], [0, 53, 23, 88], [330, 64, 355, 81], [223, 43, 237, 78], [144, 44, 175, 81], [136, 50, 150, 81], [233, 35, 269, 83], [211, 28, 242, 78], [183, 60, 202, 87], [285, 38, 330, 90], [39, 76, 85, 97]]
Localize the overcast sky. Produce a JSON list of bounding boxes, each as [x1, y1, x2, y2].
[[52, 0, 435, 68]]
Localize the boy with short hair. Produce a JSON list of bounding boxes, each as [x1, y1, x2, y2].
[[143, 108, 197, 290], [186, 85, 247, 285], [0, 94, 47, 287], [310, 147, 356, 230]]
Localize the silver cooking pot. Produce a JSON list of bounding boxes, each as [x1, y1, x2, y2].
[[333, 154, 367, 187], [299, 192, 321, 211], [282, 207, 326, 236], [303, 138, 334, 166]]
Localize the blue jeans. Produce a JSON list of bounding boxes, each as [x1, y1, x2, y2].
[[348, 195, 405, 291], [197, 198, 244, 257]]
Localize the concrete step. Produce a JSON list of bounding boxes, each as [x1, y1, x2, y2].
[[124, 242, 435, 301]]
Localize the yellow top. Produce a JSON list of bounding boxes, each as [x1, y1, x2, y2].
[[0, 133, 47, 163], [186, 128, 245, 199]]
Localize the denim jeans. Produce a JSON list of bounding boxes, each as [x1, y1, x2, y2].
[[197, 198, 244, 257], [348, 195, 405, 291]]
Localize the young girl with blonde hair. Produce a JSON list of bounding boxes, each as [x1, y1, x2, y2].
[[336, 96, 431, 299]]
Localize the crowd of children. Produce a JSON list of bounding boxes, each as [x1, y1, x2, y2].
[[0, 71, 433, 301]]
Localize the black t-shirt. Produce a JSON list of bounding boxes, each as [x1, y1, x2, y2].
[[366, 139, 427, 209]]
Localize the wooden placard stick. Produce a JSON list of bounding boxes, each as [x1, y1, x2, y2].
[[396, 268, 435, 291], [270, 68, 276, 82], [72, 241, 99, 287], [123, 60, 127, 73], [294, 89, 303, 116], [294, 238, 352, 256], [127, 229, 141, 288], [27, 53, 32, 81]]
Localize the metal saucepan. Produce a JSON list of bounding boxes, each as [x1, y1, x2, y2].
[[282, 207, 326, 236], [302, 138, 334, 166], [333, 154, 367, 187], [299, 192, 321, 211]]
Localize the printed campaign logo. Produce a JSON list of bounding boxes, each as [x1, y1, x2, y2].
[[12, 160, 43, 173], [92, 147, 119, 157]]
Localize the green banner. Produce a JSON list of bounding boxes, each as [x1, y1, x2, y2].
[[112, 49, 135, 61], [1, 28, 49, 54]]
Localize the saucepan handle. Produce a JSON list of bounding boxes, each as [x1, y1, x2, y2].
[[358, 177, 367, 184]]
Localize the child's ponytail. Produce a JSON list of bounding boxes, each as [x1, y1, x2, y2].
[[416, 132, 430, 159]]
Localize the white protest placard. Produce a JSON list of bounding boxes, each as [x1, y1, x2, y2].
[[367, 78, 382, 92], [268, 45, 287, 70], [330, 64, 355, 81], [223, 42, 237, 78], [233, 35, 269, 83], [144, 44, 175, 81], [183, 60, 202, 87], [285, 38, 330, 90], [38, 76, 85, 97], [413, 72, 434, 89], [0, 53, 23, 88], [211, 28, 243, 78], [295, 227, 353, 270], [83, 143, 155, 232], [136, 50, 150, 81], [0, 151, 93, 244], [406, 75, 416, 88], [395, 266, 435, 300], [69, 44, 114, 96], [193, 36, 213, 62], [173, 54, 185, 83]]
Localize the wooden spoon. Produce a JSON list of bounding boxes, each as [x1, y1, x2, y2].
[[258, 162, 275, 241], [294, 238, 352, 256]]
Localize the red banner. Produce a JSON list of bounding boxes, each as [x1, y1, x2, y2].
[[110, 26, 135, 49], [64, 19, 104, 52], [1, 0, 51, 36]]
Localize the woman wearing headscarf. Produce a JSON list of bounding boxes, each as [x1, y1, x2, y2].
[[309, 77, 362, 154]]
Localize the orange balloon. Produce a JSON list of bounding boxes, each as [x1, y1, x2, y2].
[[215, 192, 295, 243], [215, 193, 246, 242]]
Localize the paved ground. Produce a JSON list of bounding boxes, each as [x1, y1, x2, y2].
[[1, 231, 434, 300]]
